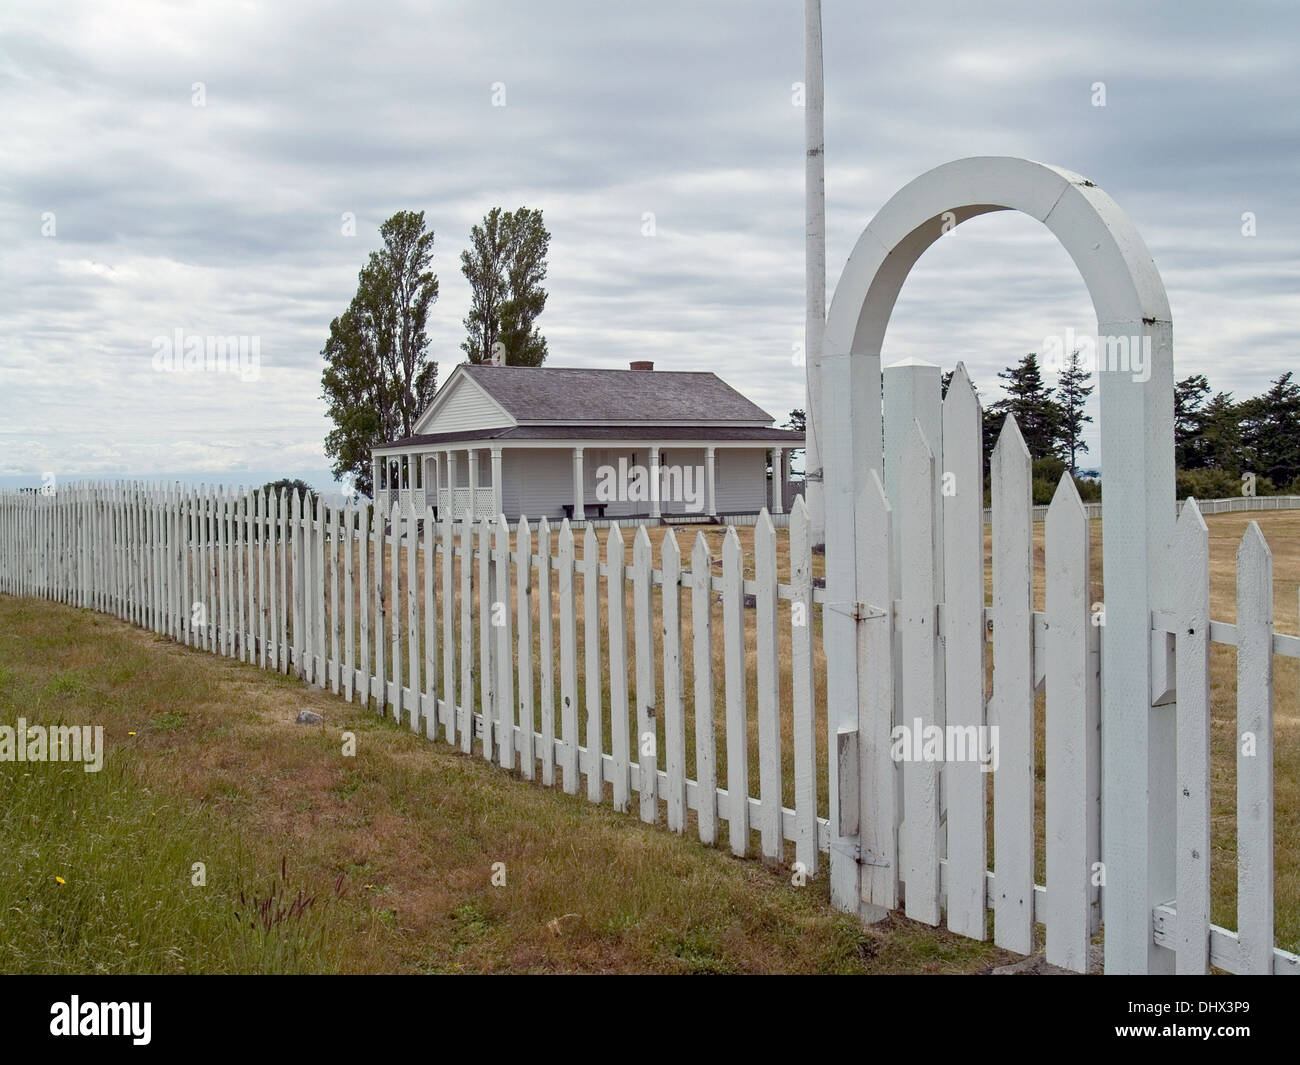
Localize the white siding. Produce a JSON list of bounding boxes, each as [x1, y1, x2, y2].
[[415, 376, 513, 435], [504, 449, 573, 519], [714, 448, 768, 513], [654, 447, 709, 516], [494, 446, 768, 520]]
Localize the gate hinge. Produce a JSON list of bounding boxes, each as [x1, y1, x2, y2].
[[828, 840, 891, 869], [825, 601, 888, 622], [829, 839, 860, 862]]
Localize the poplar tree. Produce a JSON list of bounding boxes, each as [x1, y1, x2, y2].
[[321, 210, 440, 497]]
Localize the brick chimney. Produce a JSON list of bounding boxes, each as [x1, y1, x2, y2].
[[629, 360, 654, 371]]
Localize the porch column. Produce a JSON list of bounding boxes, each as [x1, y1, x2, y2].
[[649, 445, 661, 519], [467, 449, 479, 522], [490, 446, 504, 519], [446, 451, 458, 521], [771, 447, 785, 515], [431, 453, 441, 516], [705, 446, 717, 518], [371, 455, 382, 505], [572, 447, 585, 521]]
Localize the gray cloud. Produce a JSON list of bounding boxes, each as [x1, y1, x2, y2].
[[1, 0, 1296, 487]]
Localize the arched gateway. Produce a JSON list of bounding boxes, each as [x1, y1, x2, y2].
[[820, 158, 1175, 973]]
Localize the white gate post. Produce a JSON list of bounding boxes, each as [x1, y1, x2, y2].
[[820, 350, 868, 912], [1097, 315, 1176, 973]]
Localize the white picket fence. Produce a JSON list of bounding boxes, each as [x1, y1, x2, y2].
[[0, 482, 827, 873], [0, 445, 1296, 974], [849, 363, 1297, 974]]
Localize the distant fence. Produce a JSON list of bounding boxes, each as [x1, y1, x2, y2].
[[983, 494, 1300, 524], [0, 476, 1296, 974]]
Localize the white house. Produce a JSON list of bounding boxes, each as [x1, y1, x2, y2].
[[371, 361, 804, 523]]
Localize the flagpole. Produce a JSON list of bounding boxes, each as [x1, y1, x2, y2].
[[804, 0, 827, 547]]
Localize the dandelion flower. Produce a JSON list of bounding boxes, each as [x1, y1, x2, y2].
[[128, 731, 137, 736], [55, 876, 66, 885]]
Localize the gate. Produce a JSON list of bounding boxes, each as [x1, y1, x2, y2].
[[819, 156, 1293, 974]]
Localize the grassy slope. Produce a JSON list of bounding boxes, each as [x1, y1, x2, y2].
[[0, 594, 1011, 974]]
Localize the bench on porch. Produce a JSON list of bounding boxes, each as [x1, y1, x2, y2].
[[562, 503, 608, 520]]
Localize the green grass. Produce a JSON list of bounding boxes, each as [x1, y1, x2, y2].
[[0, 593, 1011, 974], [0, 742, 358, 974]]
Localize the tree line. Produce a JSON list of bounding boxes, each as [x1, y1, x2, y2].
[[788, 354, 1299, 505], [320, 208, 552, 496]]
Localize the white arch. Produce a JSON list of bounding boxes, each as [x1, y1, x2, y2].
[[819, 157, 1175, 973]]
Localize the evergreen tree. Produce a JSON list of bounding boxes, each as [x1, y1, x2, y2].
[[1174, 373, 1211, 469], [1241, 372, 1300, 487], [988, 353, 1062, 461], [1199, 392, 1244, 474], [1056, 349, 1094, 473]]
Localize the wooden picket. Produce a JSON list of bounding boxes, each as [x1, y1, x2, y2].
[[941, 365, 984, 936], [423, 505, 437, 740], [900, 423, 939, 926], [607, 523, 630, 812], [477, 518, 492, 758], [788, 498, 817, 876], [991, 415, 1035, 955], [557, 520, 579, 793], [277, 489, 288, 672], [858, 470, 897, 913], [632, 526, 656, 824], [1236, 522, 1274, 974], [391, 506, 405, 721], [661, 529, 686, 834], [583, 524, 602, 803], [1045, 474, 1094, 971], [404, 503, 418, 726], [441, 507, 455, 745], [458, 515, 473, 753], [344, 501, 355, 703], [358, 502, 370, 707], [494, 515, 514, 770], [536, 517, 554, 783], [722, 526, 748, 857], [373, 500, 386, 712], [517, 517, 534, 779], [1174, 499, 1211, 973], [754, 510, 782, 862]]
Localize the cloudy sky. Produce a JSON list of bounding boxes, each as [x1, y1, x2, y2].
[[2, 0, 1296, 490]]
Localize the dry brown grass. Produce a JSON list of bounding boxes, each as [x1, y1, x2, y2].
[[0, 593, 1014, 974]]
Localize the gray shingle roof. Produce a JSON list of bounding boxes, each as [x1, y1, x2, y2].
[[460, 364, 775, 423]]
